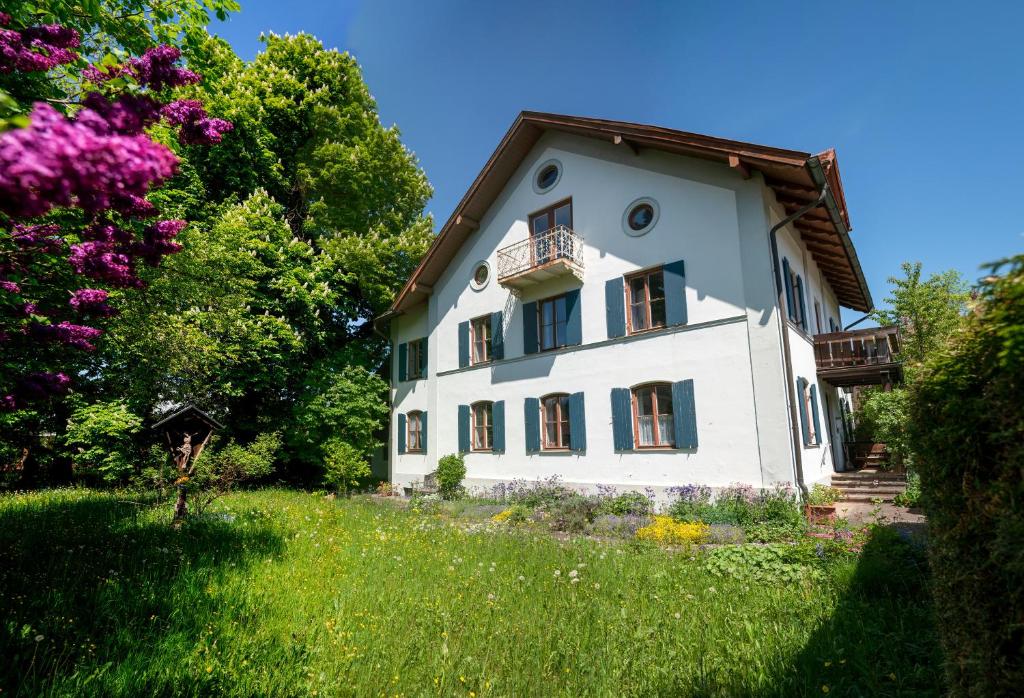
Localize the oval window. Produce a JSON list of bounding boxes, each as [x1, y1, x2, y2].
[[532, 159, 563, 194], [621, 197, 660, 236], [628, 203, 655, 231], [470, 260, 490, 290]]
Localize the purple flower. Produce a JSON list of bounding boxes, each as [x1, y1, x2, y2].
[[68, 241, 140, 287], [0, 23, 79, 74], [81, 93, 162, 136], [0, 102, 179, 218], [10, 223, 64, 251], [0, 279, 20, 293], [132, 219, 185, 266], [69, 288, 114, 316], [11, 371, 71, 405], [161, 100, 233, 145], [128, 45, 201, 90], [30, 320, 102, 350]]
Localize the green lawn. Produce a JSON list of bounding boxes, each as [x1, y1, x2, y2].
[[0, 488, 940, 696]]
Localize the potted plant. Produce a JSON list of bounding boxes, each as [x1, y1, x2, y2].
[[804, 484, 842, 524]]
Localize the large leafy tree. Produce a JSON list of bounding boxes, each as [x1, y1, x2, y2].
[[101, 34, 432, 478]]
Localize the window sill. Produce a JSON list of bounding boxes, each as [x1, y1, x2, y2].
[[627, 324, 668, 337], [635, 445, 677, 451]]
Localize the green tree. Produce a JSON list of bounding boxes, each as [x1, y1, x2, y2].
[[99, 34, 431, 479], [907, 255, 1024, 694], [64, 400, 144, 483], [872, 261, 971, 368]]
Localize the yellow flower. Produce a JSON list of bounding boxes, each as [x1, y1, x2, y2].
[[821, 686, 830, 694], [889, 672, 897, 680], [635, 516, 709, 545]]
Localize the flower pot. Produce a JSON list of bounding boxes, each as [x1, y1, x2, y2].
[[805, 504, 837, 525]]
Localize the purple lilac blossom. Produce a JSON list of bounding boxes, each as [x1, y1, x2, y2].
[[69, 288, 113, 315], [133, 219, 186, 265], [81, 93, 162, 136], [0, 280, 20, 293], [0, 23, 79, 73], [161, 100, 234, 145], [128, 45, 200, 90], [0, 102, 179, 218], [30, 320, 102, 351], [68, 241, 140, 287]]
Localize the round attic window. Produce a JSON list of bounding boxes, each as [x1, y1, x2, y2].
[[532, 159, 563, 194], [471, 260, 490, 290], [622, 197, 660, 237]]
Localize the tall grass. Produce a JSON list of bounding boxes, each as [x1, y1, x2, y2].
[[0, 488, 940, 696]]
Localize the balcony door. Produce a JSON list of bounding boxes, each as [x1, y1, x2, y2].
[[528, 199, 572, 266]]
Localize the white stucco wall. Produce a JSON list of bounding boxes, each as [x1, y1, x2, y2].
[[389, 131, 853, 496]]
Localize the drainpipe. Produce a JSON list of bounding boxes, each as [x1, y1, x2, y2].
[[768, 183, 829, 499]]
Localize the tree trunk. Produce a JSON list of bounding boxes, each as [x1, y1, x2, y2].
[[173, 483, 188, 521]]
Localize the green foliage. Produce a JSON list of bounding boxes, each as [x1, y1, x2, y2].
[[96, 34, 432, 480], [322, 439, 370, 493], [704, 540, 852, 584], [853, 387, 912, 464], [892, 471, 921, 508], [907, 254, 1024, 695], [542, 494, 602, 534], [598, 491, 652, 516], [0, 489, 942, 695], [806, 483, 843, 506], [64, 401, 143, 484], [744, 520, 807, 543], [872, 261, 970, 369], [668, 485, 803, 529], [436, 453, 466, 500]]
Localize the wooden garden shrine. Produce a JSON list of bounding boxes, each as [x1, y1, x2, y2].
[[152, 405, 223, 520]]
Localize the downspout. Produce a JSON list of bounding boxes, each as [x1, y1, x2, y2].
[[768, 183, 829, 499]]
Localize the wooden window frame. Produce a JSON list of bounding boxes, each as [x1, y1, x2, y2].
[[528, 197, 573, 237], [406, 411, 423, 452], [625, 267, 667, 335], [407, 338, 424, 380], [470, 315, 492, 365], [631, 382, 676, 449], [471, 401, 493, 452], [540, 393, 571, 451], [536, 293, 568, 352]]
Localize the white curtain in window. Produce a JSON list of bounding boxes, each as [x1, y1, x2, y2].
[[637, 415, 655, 446], [658, 416, 675, 446]]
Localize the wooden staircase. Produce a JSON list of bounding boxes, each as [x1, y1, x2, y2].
[[833, 468, 907, 504]]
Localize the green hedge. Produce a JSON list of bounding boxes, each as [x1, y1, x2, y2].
[[908, 255, 1024, 695]]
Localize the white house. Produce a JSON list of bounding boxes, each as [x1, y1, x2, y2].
[[376, 113, 899, 499]]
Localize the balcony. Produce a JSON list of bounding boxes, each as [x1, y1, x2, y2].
[[814, 326, 903, 387], [496, 225, 584, 289]]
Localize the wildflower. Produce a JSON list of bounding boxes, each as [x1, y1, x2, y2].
[[568, 569, 578, 578], [553, 569, 561, 577], [571, 578, 579, 584], [674, 612, 681, 619], [593, 583, 600, 589], [34, 634, 43, 642], [518, 575, 525, 581], [821, 686, 830, 694], [487, 593, 495, 601]]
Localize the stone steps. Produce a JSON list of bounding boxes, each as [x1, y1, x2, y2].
[[833, 468, 907, 504]]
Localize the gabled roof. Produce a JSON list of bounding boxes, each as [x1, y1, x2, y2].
[[151, 404, 224, 431], [385, 112, 872, 318]]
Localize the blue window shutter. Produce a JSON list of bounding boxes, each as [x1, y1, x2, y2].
[[796, 275, 808, 331], [492, 400, 505, 453], [420, 338, 428, 377], [397, 342, 408, 382], [523, 301, 538, 354], [524, 397, 540, 453], [664, 259, 688, 326], [809, 384, 822, 445], [491, 311, 504, 360], [421, 411, 428, 451], [610, 387, 634, 451], [781, 258, 794, 320], [458, 405, 470, 453], [569, 392, 586, 452], [671, 379, 698, 449], [564, 289, 582, 345], [458, 321, 470, 368], [605, 277, 626, 339], [796, 378, 810, 446], [397, 413, 406, 454]]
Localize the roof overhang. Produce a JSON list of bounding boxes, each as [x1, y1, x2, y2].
[[382, 111, 872, 325]]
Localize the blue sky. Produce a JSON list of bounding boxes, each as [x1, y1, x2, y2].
[[211, 0, 1023, 325]]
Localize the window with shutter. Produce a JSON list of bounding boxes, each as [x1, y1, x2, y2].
[[524, 397, 541, 453], [407, 338, 426, 379], [605, 278, 626, 339], [406, 411, 423, 452], [539, 394, 571, 450], [568, 392, 586, 452], [631, 383, 675, 447], [610, 388, 634, 451], [471, 401, 494, 451], [626, 269, 666, 334], [470, 315, 492, 364]]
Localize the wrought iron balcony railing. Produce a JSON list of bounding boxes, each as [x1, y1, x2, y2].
[[496, 225, 584, 284]]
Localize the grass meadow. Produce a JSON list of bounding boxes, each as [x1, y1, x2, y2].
[[0, 488, 940, 696]]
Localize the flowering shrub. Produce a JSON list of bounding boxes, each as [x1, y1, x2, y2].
[[597, 490, 652, 517], [635, 516, 709, 545], [667, 482, 802, 528], [590, 513, 651, 539], [491, 504, 529, 524], [806, 483, 843, 506], [0, 15, 231, 410]]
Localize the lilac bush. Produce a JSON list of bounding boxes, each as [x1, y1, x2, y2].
[[0, 21, 231, 410]]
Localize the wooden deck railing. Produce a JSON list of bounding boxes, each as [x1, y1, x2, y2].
[[814, 326, 901, 370]]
